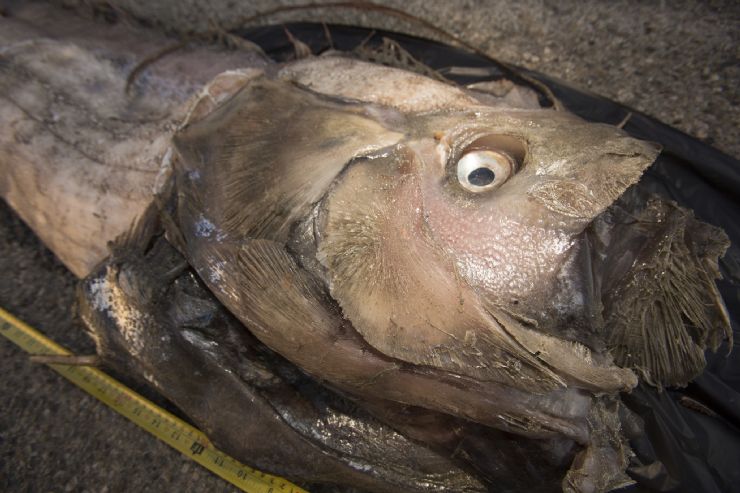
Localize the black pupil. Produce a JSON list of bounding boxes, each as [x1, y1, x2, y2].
[[467, 167, 496, 187]]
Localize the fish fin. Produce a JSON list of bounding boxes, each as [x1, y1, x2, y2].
[[605, 199, 731, 387], [353, 37, 449, 82], [172, 75, 401, 244], [188, 237, 372, 385], [282, 26, 314, 59]]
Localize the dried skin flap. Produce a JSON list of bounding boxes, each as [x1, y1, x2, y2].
[[602, 199, 731, 387], [490, 309, 637, 392]]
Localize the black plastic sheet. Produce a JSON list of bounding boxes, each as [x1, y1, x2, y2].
[[241, 23, 740, 492]]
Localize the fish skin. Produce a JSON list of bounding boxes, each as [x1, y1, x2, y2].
[[0, 3, 269, 277], [0, 3, 732, 492]]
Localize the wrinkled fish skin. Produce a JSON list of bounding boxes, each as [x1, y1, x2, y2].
[[0, 3, 732, 493]]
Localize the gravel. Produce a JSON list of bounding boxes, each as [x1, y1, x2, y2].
[[2, 1, 738, 492]]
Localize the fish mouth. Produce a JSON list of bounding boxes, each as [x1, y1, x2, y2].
[[475, 171, 729, 394]]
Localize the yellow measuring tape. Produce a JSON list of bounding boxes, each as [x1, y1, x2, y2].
[[0, 306, 308, 493]]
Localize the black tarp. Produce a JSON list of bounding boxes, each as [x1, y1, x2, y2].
[[241, 23, 740, 493]]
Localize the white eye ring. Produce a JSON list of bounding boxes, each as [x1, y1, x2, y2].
[[456, 150, 514, 193]]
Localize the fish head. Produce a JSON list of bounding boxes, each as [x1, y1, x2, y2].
[[318, 106, 659, 389], [172, 67, 667, 392]]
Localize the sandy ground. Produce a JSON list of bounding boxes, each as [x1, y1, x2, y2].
[[1, 1, 738, 492]]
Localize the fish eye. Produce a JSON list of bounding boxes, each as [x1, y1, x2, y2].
[[452, 134, 525, 194], [457, 150, 514, 193]]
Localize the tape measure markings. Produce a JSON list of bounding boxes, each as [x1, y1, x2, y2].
[[0, 306, 307, 493]]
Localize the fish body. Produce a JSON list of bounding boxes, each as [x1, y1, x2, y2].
[[0, 4, 731, 493]]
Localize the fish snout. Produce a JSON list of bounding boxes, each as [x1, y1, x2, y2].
[[527, 139, 661, 225]]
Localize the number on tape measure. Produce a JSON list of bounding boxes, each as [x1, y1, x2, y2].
[[0, 307, 307, 493]]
